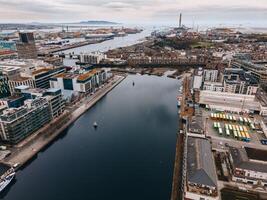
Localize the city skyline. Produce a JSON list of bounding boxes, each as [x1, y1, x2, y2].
[[0, 0, 266, 26]]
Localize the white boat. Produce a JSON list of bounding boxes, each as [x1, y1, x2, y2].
[[0, 170, 15, 192], [179, 86, 183, 93], [177, 95, 182, 107], [93, 122, 98, 128]]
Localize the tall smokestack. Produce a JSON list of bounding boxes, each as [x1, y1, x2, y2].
[[179, 13, 182, 27]]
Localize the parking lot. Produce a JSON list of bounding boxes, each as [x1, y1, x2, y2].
[[202, 109, 266, 146]]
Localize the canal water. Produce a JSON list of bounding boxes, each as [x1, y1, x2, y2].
[[1, 75, 180, 200]]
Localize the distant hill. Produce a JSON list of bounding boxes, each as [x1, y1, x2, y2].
[[79, 21, 120, 25]]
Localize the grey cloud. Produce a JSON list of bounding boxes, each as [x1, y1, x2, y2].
[[0, 0, 64, 14], [61, 0, 153, 7], [154, 5, 267, 20]]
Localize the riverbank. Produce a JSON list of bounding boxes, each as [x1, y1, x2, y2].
[[39, 39, 106, 54], [3, 75, 126, 169]]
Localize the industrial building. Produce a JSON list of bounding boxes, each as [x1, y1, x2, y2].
[[229, 146, 267, 187], [184, 137, 219, 200]]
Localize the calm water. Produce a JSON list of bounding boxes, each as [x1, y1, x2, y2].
[[61, 29, 153, 66], [1, 75, 179, 200]]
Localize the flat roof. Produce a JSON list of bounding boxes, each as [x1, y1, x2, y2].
[[245, 147, 267, 162], [46, 88, 61, 93], [15, 85, 30, 90], [77, 69, 97, 81], [9, 76, 32, 81], [31, 68, 51, 75]]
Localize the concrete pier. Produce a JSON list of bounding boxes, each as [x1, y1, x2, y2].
[[4, 75, 126, 168]]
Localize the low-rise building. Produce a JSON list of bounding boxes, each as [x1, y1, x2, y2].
[[229, 146, 267, 187], [203, 69, 219, 82], [185, 137, 219, 200], [187, 109, 205, 138], [203, 81, 224, 92], [79, 52, 106, 64]]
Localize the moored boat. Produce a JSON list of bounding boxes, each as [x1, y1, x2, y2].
[[0, 163, 15, 192]]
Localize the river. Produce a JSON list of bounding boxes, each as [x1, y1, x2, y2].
[[60, 28, 153, 66], [1, 75, 180, 200]]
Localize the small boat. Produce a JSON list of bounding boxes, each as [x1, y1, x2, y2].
[[0, 166, 15, 192], [93, 122, 98, 128], [132, 81, 135, 86]]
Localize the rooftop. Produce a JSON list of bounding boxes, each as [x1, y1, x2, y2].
[[46, 88, 61, 93], [31, 68, 51, 75], [229, 146, 267, 173], [77, 69, 97, 81], [187, 137, 217, 188], [15, 85, 30, 90], [245, 147, 267, 162], [9, 76, 32, 82]]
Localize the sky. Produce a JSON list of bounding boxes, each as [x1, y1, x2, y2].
[[0, 0, 266, 26]]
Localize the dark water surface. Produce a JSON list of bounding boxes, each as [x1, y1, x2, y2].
[[2, 75, 180, 200]]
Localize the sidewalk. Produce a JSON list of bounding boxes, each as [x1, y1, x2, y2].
[[3, 75, 126, 168]]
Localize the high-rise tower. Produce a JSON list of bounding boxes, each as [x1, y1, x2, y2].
[[179, 13, 182, 28], [16, 32, 38, 59]]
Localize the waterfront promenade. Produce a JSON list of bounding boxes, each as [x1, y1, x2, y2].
[[4, 75, 126, 168]]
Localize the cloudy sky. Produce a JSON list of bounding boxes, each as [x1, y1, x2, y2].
[[0, 0, 266, 25]]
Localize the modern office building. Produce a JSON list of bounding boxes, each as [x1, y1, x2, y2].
[[16, 32, 38, 59], [15, 86, 65, 119], [50, 69, 107, 98], [0, 98, 52, 144], [184, 137, 218, 200], [0, 95, 25, 108], [8, 76, 36, 93], [29, 67, 65, 89], [0, 75, 10, 98], [223, 68, 259, 95], [5, 66, 65, 94], [231, 59, 267, 84]]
